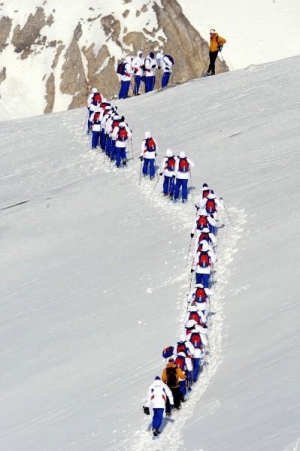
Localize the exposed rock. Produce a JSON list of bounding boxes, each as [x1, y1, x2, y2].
[[101, 15, 121, 42], [153, 0, 228, 84], [44, 73, 55, 113], [123, 10, 130, 18], [51, 44, 65, 69], [0, 16, 12, 52], [60, 37, 88, 109], [74, 22, 82, 41], [11, 7, 46, 53], [82, 44, 119, 99], [0, 66, 6, 84]]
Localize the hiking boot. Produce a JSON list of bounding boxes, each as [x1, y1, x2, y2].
[[152, 428, 159, 436]]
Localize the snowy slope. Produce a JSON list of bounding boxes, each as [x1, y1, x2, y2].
[[1, 56, 300, 451]]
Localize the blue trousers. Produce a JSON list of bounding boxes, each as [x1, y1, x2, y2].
[[133, 75, 142, 95], [115, 147, 127, 167], [91, 131, 100, 149], [208, 223, 216, 235], [119, 80, 130, 99], [110, 140, 116, 160], [179, 379, 187, 397], [152, 408, 164, 430], [100, 130, 106, 150], [174, 178, 188, 201], [87, 110, 93, 130], [163, 175, 175, 195], [196, 273, 210, 288], [145, 76, 155, 93], [162, 72, 171, 88], [192, 358, 201, 382], [143, 158, 155, 177], [105, 136, 111, 156]]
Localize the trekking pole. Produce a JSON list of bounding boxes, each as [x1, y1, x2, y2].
[[188, 271, 194, 291], [151, 175, 160, 197], [220, 198, 233, 226], [185, 236, 193, 267], [202, 56, 210, 76], [82, 111, 88, 135]]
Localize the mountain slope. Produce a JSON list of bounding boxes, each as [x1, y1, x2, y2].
[[1, 56, 300, 451]]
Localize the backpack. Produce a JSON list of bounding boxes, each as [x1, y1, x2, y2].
[[113, 119, 121, 129], [195, 287, 207, 302], [164, 54, 175, 65], [189, 311, 200, 324], [166, 156, 176, 172], [176, 341, 188, 355], [162, 346, 174, 359], [93, 112, 100, 122], [116, 62, 126, 75], [166, 366, 178, 388], [199, 251, 210, 267], [175, 355, 185, 371], [93, 92, 102, 104], [178, 157, 189, 173], [190, 332, 202, 349], [199, 232, 210, 242], [117, 126, 128, 141], [196, 216, 208, 230], [206, 198, 216, 214], [145, 137, 156, 152], [202, 189, 210, 198]]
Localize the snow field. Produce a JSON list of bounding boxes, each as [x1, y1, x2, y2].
[[1, 55, 300, 451]]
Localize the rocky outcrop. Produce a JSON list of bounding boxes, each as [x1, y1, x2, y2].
[[0, 17, 12, 52], [0, 0, 229, 117], [11, 7, 46, 54], [154, 0, 227, 83], [0, 67, 6, 84], [44, 73, 55, 114], [60, 24, 88, 109]]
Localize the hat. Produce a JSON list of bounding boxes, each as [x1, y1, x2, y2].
[[179, 151, 186, 158], [207, 192, 216, 199], [145, 131, 151, 139], [137, 50, 143, 57], [149, 51, 155, 59], [155, 376, 160, 380], [195, 283, 204, 288], [92, 87, 98, 93], [169, 357, 175, 363], [210, 29, 216, 34], [166, 148, 173, 157]]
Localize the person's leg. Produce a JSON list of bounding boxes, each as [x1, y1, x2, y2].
[[163, 176, 169, 195], [134, 75, 142, 95], [173, 179, 180, 200], [149, 159, 155, 178], [115, 146, 121, 167], [182, 179, 188, 202], [145, 77, 152, 93], [161, 72, 170, 88], [192, 358, 201, 382], [152, 408, 164, 430], [143, 158, 150, 176]]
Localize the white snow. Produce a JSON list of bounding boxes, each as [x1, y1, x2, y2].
[[1, 55, 300, 450]]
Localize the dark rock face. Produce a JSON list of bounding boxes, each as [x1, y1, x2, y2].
[[0, 16, 12, 52]]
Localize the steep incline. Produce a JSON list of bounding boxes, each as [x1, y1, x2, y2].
[[1, 56, 300, 451]]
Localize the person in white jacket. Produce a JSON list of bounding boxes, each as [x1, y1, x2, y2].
[[156, 52, 174, 88], [191, 240, 216, 288], [187, 325, 207, 382], [159, 148, 176, 197], [140, 131, 158, 179], [173, 151, 194, 203], [143, 376, 174, 437], [118, 56, 133, 99], [199, 191, 224, 219], [132, 50, 144, 95], [144, 51, 157, 92], [191, 210, 218, 240], [112, 120, 132, 167]]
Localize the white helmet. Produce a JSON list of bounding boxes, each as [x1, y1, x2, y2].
[[92, 87, 98, 93], [145, 131, 151, 139], [166, 148, 173, 157], [179, 151, 186, 158]]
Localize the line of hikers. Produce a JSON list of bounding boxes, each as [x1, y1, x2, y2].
[[143, 183, 225, 438]]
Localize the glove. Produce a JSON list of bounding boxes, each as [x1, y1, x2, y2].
[[190, 233, 194, 238], [139, 156, 144, 161], [191, 269, 195, 273], [219, 45, 223, 52], [159, 172, 163, 176], [143, 406, 150, 415]]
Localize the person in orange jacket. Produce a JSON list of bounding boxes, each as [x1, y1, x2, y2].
[[161, 358, 186, 413], [207, 29, 226, 76]]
